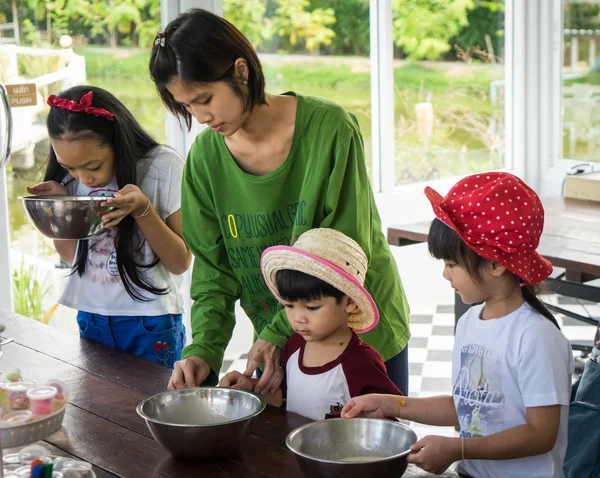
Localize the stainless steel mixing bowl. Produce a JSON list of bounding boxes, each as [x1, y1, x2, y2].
[[286, 418, 418, 477], [20, 195, 113, 240], [136, 387, 266, 460]]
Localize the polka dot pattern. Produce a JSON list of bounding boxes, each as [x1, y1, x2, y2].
[[424, 172, 553, 285]]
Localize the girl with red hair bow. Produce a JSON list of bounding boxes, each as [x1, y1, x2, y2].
[[26, 85, 191, 368]]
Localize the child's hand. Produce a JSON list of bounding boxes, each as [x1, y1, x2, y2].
[[406, 435, 460, 475], [25, 181, 67, 196], [219, 371, 257, 391], [341, 394, 388, 418], [101, 185, 150, 228]]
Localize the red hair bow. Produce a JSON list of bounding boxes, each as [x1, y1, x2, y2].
[[47, 91, 115, 121]]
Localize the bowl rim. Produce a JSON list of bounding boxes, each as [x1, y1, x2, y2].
[[135, 386, 267, 428], [19, 195, 109, 202], [285, 417, 418, 464], [0, 402, 67, 431]]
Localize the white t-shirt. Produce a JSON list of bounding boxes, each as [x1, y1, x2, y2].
[[453, 303, 574, 478], [282, 333, 401, 421], [59, 146, 185, 316]]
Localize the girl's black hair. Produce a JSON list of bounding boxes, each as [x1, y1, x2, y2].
[[45, 85, 167, 302], [275, 270, 345, 304], [427, 218, 560, 329], [149, 8, 266, 130]]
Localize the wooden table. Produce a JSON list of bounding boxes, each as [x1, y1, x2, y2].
[[0, 309, 458, 478], [387, 196, 600, 336]]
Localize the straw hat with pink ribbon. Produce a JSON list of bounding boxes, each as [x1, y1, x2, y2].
[[260, 228, 379, 333]]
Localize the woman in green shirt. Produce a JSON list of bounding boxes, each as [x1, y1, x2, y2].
[[149, 8, 411, 394]]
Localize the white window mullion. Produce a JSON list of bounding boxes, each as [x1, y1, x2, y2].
[[0, 166, 13, 310], [504, 0, 514, 173], [370, 0, 395, 195], [538, 0, 554, 183], [550, 0, 563, 178], [509, 0, 562, 195], [160, 0, 222, 342], [540, 0, 574, 196], [525, 0, 542, 190], [161, 1, 219, 158], [509, 0, 527, 181]]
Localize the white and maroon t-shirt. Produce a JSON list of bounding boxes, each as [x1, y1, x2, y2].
[[282, 332, 402, 421]]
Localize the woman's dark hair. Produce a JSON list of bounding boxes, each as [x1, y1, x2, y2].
[[45, 85, 167, 302], [149, 8, 266, 130], [275, 270, 345, 304], [427, 218, 559, 329]]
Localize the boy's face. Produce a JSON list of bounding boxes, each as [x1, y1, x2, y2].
[[282, 295, 357, 342]]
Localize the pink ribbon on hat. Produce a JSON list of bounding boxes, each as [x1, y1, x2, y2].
[[47, 91, 115, 121]]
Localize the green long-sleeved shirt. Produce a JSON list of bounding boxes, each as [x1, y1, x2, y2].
[[181, 92, 410, 381]]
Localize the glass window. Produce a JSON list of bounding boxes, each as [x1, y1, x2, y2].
[[224, 0, 373, 175], [391, 0, 506, 185], [1, 1, 162, 324], [562, 0, 600, 162]]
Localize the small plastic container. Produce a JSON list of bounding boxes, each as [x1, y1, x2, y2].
[[61, 461, 93, 478], [2, 452, 22, 466], [45, 379, 69, 413], [18, 444, 50, 465], [3, 410, 33, 425], [14, 465, 32, 477], [5, 382, 35, 411], [26, 386, 57, 416], [5, 368, 22, 383], [0, 380, 10, 410]]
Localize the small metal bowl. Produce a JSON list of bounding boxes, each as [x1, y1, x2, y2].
[[286, 418, 418, 477], [19, 195, 113, 240], [136, 387, 266, 460]]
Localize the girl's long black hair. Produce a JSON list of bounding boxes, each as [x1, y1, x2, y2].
[[45, 85, 167, 301], [427, 218, 560, 329]]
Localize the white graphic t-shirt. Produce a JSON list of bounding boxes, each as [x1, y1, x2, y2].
[[453, 303, 574, 478], [59, 146, 185, 316]]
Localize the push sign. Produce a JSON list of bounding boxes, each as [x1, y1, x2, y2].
[[6, 83, 37, 107]]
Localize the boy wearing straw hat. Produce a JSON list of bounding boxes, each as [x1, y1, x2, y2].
[[220, 228, 402, 421]]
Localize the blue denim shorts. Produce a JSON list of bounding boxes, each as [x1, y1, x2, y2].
[[76, 311, 185, 368]]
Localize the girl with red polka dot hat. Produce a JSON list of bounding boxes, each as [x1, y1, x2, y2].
[[342, 172, 574, 477]]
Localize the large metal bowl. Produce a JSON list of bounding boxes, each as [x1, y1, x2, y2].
[[286, 418, 418, 478], [136, 387, 266, 460], [19, 195, 112, 240]]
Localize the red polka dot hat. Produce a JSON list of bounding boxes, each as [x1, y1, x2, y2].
[[424, 172, 553, 285]]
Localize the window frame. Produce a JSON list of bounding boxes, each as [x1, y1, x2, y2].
[[547, 0, 598, 186]]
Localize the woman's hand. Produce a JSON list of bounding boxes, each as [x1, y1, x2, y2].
[[167, 357, 211, 390], [25, 181, 67, 196], [219, 371, 257, 391], [101, 184, 150, 228], [406, 436, 460, 475], [341, 394, 390, 419], [243, 339, 283, 394]]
